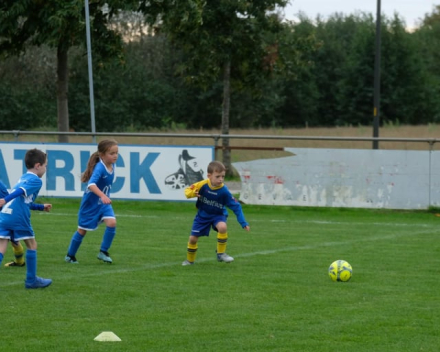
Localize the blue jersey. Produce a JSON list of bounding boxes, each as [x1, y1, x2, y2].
[[185, 179, 248, 228], [78, 160, 115, 227], [0, 172, 42, 231], [0, 180, 8, 199]]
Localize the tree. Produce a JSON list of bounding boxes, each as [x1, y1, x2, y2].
[[142, 0, 290, 175], [413, 5, 440, 122], [0, 45, 57, 129], [0, 0, 132, 142]]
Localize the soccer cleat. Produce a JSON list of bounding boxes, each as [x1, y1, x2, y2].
[[25, 277, 52, 289], [217, 253, 234, 263], [4, 261, 25, 267], [181, 260, 194, 266], [97, 251, 112, 263], [65, 255, 79, 264]]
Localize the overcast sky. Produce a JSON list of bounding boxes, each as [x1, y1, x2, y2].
[[282, 0, 438, 29]]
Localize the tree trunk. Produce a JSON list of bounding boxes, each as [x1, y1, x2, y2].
[[57, 45, 69, 143], [221, 59, 233, 176]]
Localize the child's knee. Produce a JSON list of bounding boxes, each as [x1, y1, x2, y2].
[[105, 218, 117, 228], [188, 235, 198, 244], [216, 222, 227, 233]]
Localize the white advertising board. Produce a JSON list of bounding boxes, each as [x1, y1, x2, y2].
[[0, 143, 213, 201], [233, 148, 440, 210]]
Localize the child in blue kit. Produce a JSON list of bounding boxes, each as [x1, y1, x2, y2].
[[0, 180, 51, 267], [182, 160, 250, 265], [0, 148, 52, 289], [65, 139, 119, 264]]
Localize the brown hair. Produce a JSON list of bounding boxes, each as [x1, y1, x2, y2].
[[207, 161, 226, 174], [81, 139, 118, 183], [25, 148, 47, 169]]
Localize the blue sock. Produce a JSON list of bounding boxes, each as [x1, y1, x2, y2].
[[100, 227, 116, 252], [0, 252, 3, 265], [67, 231, 84, 257], [26, 249, 37, 283]]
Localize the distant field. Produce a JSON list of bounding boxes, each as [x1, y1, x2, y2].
[[1, 198, 439, 351], [3, 124, 440, 162]]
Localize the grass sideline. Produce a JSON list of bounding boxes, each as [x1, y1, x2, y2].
[[1, 198, 439, 351]]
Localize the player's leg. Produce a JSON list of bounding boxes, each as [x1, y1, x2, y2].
[[98, 217, 116, 264], [215, 221, 234, 263], [97, 205, 117, 264], [23, 237, 51, 289], [215, 221, 228, 254], [0, 238, 8, 266], [4, 240, 25, 267], [183, 235, 199, 265], [183, 216, 210, 266], [65, 228, 86, 263]]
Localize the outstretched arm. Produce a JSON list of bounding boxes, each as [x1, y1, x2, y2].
[[30, 203, 52, 212], [226, 195, 249, 230], [0, 188, 25, 208]]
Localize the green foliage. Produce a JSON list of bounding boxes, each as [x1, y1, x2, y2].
[[0, 0, 127, 57], [412, 5, 440, 123], [1, 198, 440, 351], [0, 45, 57, 129], [2, 5, 440, 130], [146, 0, 291, 90]]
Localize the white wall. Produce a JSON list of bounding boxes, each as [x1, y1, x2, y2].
[[233, 148, 440, 209]]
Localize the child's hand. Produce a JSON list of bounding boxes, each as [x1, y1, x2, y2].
[[101, 195, 112, 204], [43, 204, 52, 212], [0, 199, 5, 208], [243, 225, 250, 232]]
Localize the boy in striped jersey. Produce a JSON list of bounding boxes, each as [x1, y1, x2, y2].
[[182, 161, 250, 266]]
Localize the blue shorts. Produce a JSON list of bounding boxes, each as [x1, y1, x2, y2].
[[191, 214, 227, 237], [0, 228, 34, 241], [78, 204, 115, 231]]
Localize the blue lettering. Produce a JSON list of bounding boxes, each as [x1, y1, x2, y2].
[[46, 151, 75, 191], [112, 156, 125, 193], [80, 151, 90, 192], [130, 152, 160, 194], [14, 149, 27, 174]]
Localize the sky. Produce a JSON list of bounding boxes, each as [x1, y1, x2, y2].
[[282, 0, 438, 29]]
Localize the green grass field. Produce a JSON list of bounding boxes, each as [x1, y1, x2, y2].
[[1, 198, 439, 352]]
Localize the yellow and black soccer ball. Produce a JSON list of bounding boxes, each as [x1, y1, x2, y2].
[[328, 260, 352, 282]]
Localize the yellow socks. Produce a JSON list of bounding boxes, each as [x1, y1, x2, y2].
[[186, 242, 198, 263], [185, 233, 228, 264], [12, 241, 25, 265], [217, 232, 228, 254]]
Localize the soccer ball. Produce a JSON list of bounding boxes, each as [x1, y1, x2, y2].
[[328, 260, 352, 282]]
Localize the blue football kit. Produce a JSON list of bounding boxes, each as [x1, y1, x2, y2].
[[65, 158, 117, 264], [77, 160, 115, 231], [0, 172, 42, 240]]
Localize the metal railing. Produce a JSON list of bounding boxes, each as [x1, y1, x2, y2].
[[2, 130, 440, 143], [1, 130, 440, 159]]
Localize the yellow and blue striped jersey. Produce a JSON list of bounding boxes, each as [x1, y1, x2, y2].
[[185, 179, 248, 228]]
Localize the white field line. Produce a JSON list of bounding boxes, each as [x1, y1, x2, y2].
[[0, 228, 435, 288]]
